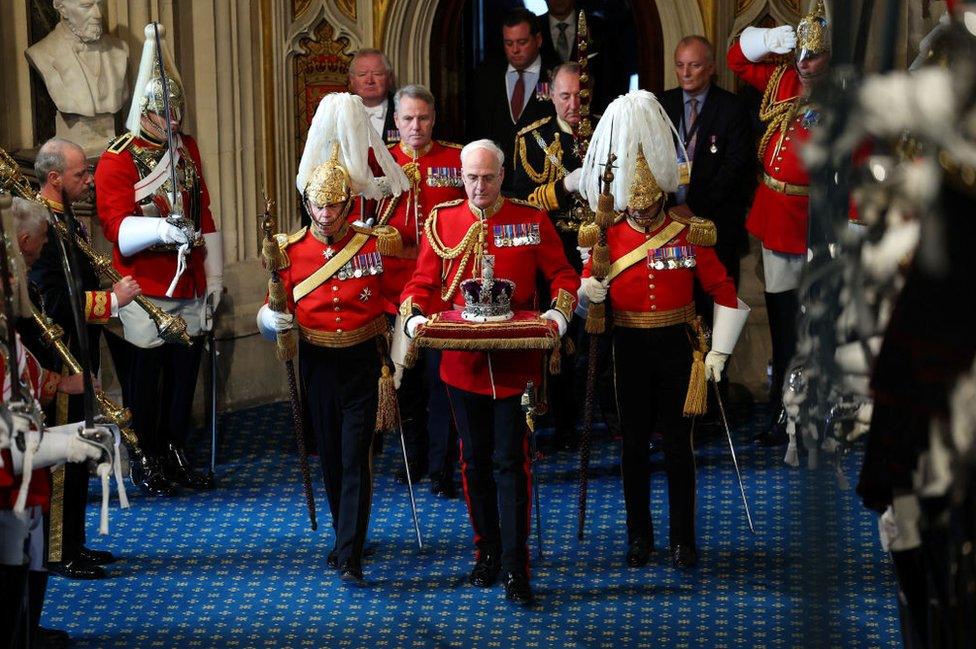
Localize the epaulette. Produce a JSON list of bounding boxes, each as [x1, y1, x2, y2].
[[282, 226, 307, 248], [516, 116, 552, 138], [387, 142, 397, 149], [436, 140, 463, 149], [431, 198, 465, 212], [668, 206, 716, 246], [507, 197, 541, 210], [353, 223, 402, 255], [106, 132, 135, 155]]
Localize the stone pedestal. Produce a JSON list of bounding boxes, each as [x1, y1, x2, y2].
[[55, 113, 117, 157]]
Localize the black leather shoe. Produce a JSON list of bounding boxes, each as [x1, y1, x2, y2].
[[327, 549, 338, 569], [468, 551, 500, 587], [130, 453, 178, 497], [754, 408, 788, 446], [429, 473, 457, 499], [163, 443, 216, 490], [49, 559, 105, 580], [503, 572, 534, 606], [671, 545, 698, 569], [626, 537, 653, 568], [78, 546, 115, 565], [338, 560, 364, 585], [36, 626, 71, 649]]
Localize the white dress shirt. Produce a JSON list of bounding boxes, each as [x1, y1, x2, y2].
[[364, 101, 388, 137], [505, 55, 542, 121]]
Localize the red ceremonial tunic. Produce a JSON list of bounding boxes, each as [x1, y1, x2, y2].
[[584, 211, 737, 325], [1, 336, 58, 511], [728, 41, 810, 255], [94, 132, 217, 299], [401, 197, 580, 398], [276, 223, 395, 347], [380, 140, 466, 313]]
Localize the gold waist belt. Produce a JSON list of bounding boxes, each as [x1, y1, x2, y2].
[[762, 173, 809, 196], [614, 303, 697, 329], [299, 316, 388, 348]]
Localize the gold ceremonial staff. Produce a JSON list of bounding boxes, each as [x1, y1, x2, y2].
[[0, 147, 191, 346]]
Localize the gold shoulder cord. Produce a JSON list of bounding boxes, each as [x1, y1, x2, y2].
[[756, 65, 798, 163], [517, 133, 563, 185], [423, 208, 487, 302]]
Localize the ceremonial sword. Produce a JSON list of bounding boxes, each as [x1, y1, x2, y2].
[[710, 378, 756, 534]]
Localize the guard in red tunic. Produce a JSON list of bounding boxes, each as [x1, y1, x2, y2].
[[94, 25, 222, 489], [378, 85, 466, 495], [727, 1, 829, 445], [258, 92, 409, 585], [400, 139, 579, 606], [577, 91, 749, 570]]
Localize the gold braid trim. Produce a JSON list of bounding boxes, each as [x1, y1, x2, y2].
[[757, 65, 799, 164], [423, 207, 486, 302], [516, 132, 563, 185]]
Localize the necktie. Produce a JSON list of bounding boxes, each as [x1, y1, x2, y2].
[[556, 22, 570, 61], [510, 69, 525, 123], [686, 97, 699, 161]]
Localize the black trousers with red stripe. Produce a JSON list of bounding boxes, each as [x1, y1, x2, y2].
[[613, 325, 697, 549], [447, 388, 532, 578], [299, 339, 379, 568]]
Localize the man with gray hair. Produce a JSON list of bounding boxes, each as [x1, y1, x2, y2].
[[31, 137, 141, 580], [400, 138, 579, 606], [384, 84, 466, 496], [348, 48, 398, 144]]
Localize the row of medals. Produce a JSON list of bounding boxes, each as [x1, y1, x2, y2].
[[337, 251, 384, 280], [648, 245, 697, 271], [492, 223, 541, 247]]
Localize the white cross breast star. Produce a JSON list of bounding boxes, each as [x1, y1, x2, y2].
[[322, 247, 335, 260], [359, 288, 372, 302]]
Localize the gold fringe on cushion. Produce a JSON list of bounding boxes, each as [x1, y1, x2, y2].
[[413, 336, 560, 351], [591, 243, 611, 279], [595, 194, 615, 228], [577, 222, 599, 248], [267, 277, 288, 313], [585, 301, 606, 334], [682, 349, 708, 416], [403, 342, 419, 368], [276, 328, 298, 362], [375, 364, 398, 432], [373, 225, 403, 256]]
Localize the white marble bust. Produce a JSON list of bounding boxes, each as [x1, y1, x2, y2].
[[25, 0, 129, 118]]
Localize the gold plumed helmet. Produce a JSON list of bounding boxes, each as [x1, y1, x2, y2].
[[796, 0, 830, 62], [628, 147, 663, 211], [305, 142, 351, 207], [141, 70, 185, 124]]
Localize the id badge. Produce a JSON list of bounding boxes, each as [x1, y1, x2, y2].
[[678, 161, 692, 185]]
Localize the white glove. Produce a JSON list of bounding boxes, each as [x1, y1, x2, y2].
[[405, 315, 428, 339], [579, 276, 608, 304], [118, 216, 189, 256], [577, 246, 591, 265], [201, 232, 224, 331], [704, 350, 729, 382], [766, 25, 797, 54], [541, 309, 568, 337], [256, 304, 294, 340], [562, 168, 582, 194], [739, 25, 795, 62], [10, 424, 107, 473]]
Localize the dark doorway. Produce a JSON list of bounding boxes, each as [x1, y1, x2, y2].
[[430, 0, 661, 143]]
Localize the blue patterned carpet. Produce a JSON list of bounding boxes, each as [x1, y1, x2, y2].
[[44, 402, 901, 648]]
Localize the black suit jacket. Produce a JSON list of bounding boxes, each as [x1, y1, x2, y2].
[[469, 58, 557, 191], [381, 93, 398, 145], [660, 85, 756, 255], [536, 11, 620, 114]]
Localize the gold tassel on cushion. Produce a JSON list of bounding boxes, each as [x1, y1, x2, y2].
[[595, 194, 615, 228], [373, 225, 403, 256], [276, 328, 298, 362], [375, 364, 398, 432], [577, 221, 599, 248], [267, 277, 288, 313], [549, 343, 561, 375], [563, 336, 576, 357], [591, 242, 611, 279], [682, 348, 707, 416], [585, 301, 606, 334]]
